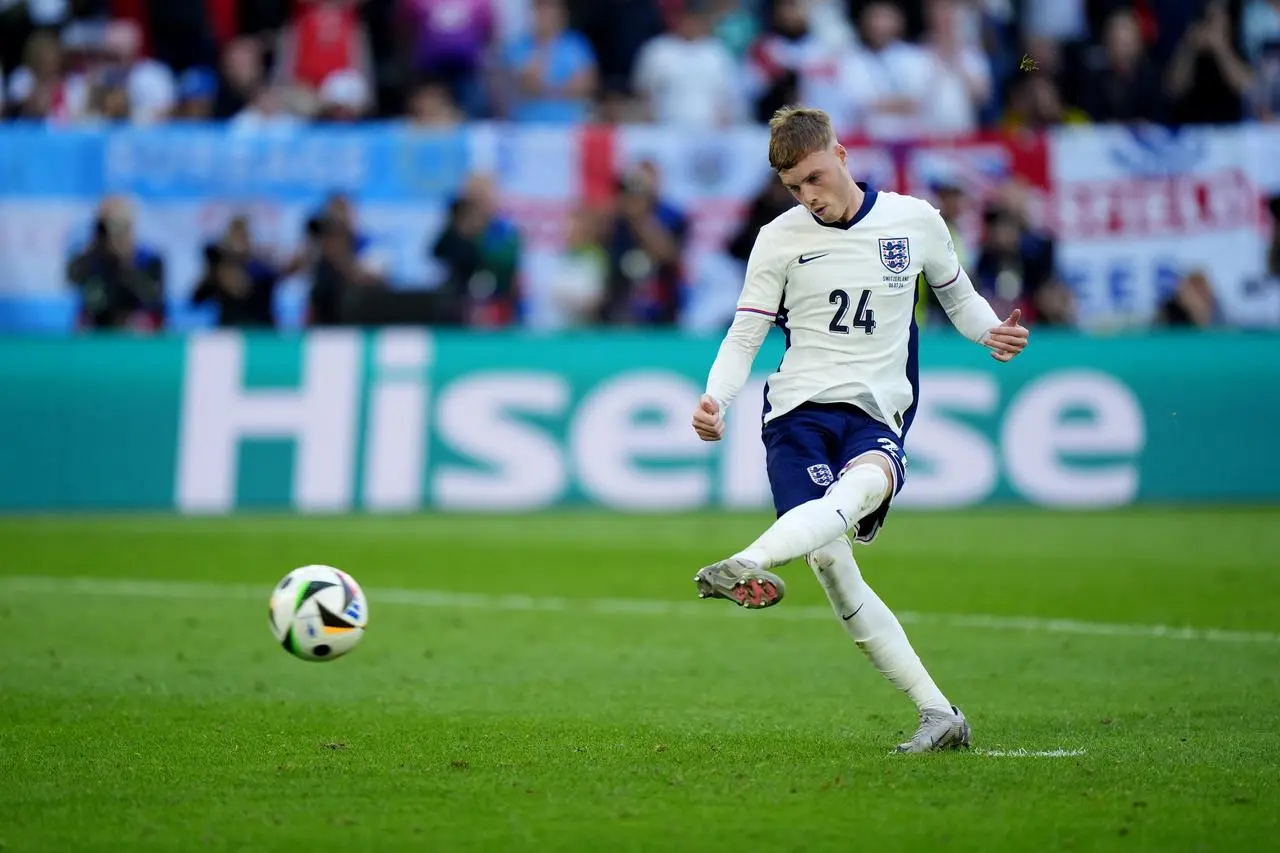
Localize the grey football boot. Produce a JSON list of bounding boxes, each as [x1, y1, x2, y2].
[[895, 705, 972, 753], [693, 557, 786, 610]]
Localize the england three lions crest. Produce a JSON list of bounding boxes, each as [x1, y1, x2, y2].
[[879, 238, 910, 274]]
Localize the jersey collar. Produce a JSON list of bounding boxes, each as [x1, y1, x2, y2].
[[811, 182, 877, 231]]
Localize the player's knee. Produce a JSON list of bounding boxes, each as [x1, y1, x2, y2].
[[839, 452, 896, 490], [828, 463, 890, 521]]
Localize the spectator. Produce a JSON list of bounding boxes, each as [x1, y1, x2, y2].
[[98, 18, 176, 124], [1019, 0, 1087, 45], [493, 0, 533, 49], [172, 66, 218, 120], [137, 0, 220, 72], [398, 0, 494, 117], [316, 68, 372, 121], [1166, 0, 1253, 125], [916, 173, 971, 328], [192, 215, 279, 328], [83, 68, 131, 123], [933, 173, 972, 267], [545, 204, 609, 328], [66, 196, 165, 332], [593, 81, 648, 123], [317, 192, 374, 257], [230, 84, 303, 133], [920, 0, 992, 136], [1251, 38, 1280, 120], [407, 79, 463, 127], [1000, 70, 1089, 132], [602, 162, 687, 325], [709, 0, 759, 61], [1271, 196, 1280, 275], [973, 184, 1074, 327], [303, 200, 386, 327], [235, 0, 293, 47], [501, 0, 597, 123], [5, 29, 81, 120], [1242, 0, 1280, 65], [632, 0, 742, 127], [215, 36, 264, 118], [1238, 195, 1280, 325], [1156, 270, 1217, 327], [567, 0, 664, 94], [360, 0, 402, 113], [838, 1, 930, 139], [805, 0, 857, 52], [275, 0, 374, 107], [431, 174, 522, 326], [1077, 8, 1168, 124], [744, 0, 844, 125], [726, 176, 794, 266]]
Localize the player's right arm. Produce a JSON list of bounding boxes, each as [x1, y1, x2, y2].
[[693, 226, 786, 442]]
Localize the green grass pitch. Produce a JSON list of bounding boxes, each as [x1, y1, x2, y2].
[[1, 508, 1278, 852]]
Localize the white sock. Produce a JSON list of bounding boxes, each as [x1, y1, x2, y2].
[[735, 463, 888, 569], [806, 536, 951, 713]]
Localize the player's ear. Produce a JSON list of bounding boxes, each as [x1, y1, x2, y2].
[[834, 144, 848, 165]]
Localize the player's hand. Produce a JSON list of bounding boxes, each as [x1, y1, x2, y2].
[[691, 394, 724, 441], [984, 308, 1029, 363]]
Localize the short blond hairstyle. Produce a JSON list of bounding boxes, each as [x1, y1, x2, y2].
[[768, 106, 836, 172]]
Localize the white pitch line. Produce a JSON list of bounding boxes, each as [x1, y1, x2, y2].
[[971, 749, 1087, 758], [3, 575, 1280, 646]]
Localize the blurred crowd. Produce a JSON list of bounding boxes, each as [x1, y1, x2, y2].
[[65, 161, 694, 331], [2, 0, 1279, 131], [65, 152, 1280, 334], [8, 0, 1280, 332]]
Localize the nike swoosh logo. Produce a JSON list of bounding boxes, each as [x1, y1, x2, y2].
[[798, 253, 830, 265], [841, 602, 865, 622]]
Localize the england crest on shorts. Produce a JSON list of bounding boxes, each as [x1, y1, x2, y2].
[[807, 464, 834, 486], [879, 238, 910, 274]]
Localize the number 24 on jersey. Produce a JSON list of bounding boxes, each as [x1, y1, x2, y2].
[[829, 289, 876, 335]]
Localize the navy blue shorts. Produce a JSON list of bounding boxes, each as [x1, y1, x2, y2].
[[761, 402, 908, 544]]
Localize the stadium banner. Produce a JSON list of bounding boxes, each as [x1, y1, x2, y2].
[[1048, 125, 1280, 331], [1, 330, 1276, 513]]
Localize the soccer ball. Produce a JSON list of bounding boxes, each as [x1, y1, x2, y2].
[[269, 565, 368, 662]]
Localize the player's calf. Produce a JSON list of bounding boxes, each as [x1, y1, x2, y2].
[[693, 557, 786, 610]]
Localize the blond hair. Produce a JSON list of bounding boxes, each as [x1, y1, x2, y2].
[[768, 106, 836, 172]]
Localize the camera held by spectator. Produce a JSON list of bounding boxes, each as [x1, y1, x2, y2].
[[602, 162, 688, 326], [66, 197, 165, 331], [431, 174, 522, 327], [192, 216, 279, 328]]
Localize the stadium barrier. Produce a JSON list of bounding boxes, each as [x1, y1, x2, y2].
[[1, 329, 1275, 512]]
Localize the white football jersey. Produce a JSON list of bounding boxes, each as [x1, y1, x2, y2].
[[737, 186, 960, 434]]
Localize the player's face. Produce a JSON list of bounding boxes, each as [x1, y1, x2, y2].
[[778, 146, 853, 224]]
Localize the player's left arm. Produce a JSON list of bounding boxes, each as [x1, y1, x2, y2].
[[920, 208, 1029, 362]]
